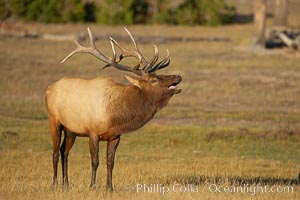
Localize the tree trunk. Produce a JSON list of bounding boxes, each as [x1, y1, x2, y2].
[[274, 0, 288, 27], [252, 0, 267, 49]]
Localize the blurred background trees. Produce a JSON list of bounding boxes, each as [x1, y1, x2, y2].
[[0, 0, 236, 25]]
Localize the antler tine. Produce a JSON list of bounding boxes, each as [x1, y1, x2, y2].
[[61, 27, 111, 64], [102, 38, 118, 69], [143, 45, 159, 70], [110, 38, 117, 61], [60, 44, 77, 63], [146, 49, 170, 73], [87, 27, 95, 47], [155, 49, 170, 70], [109, 27, 167, 74], [60, 39, 86, 63], [103, 38, 143, 76], [109, 37, 142, 69], [123, 27, 171, 74], [123, 27, 148, 64], [108, 27, 149, 71]]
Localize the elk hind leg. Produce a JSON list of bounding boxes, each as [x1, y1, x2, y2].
[[60, 129, 76, 187]]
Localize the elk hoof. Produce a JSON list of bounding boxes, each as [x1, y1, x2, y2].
[[89, 184, 96, 190], [106, 187, 113, 192], [52, 180, 58, 187], [62, 182, 70, 190]]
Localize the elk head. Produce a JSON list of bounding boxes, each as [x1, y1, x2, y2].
[[61, 27, 182, 105]]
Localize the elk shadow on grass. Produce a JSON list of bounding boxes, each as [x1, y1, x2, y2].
[[164, 174, 299, 186]]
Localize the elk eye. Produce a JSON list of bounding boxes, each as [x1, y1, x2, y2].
[[150, 78, 158, 84]]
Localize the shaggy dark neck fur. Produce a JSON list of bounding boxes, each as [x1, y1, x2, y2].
[[107, 85, 172, 134]]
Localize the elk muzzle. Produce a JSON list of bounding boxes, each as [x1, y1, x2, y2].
[[167, 75, 182, 94]]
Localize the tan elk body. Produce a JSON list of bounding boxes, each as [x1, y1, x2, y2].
[[46, 27, 182, 191]]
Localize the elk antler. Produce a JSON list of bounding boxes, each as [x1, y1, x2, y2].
[[146, 49, 170, 73], [108, 27, 147, 69], [61, 27, 170, 76], [61, 27, 143, 76]]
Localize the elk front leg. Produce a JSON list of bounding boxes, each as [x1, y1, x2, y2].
[[89, 134, 100, 188], [106, 136, 120, 191], [60, 130, 76, 187], [49, 117, 62, 186]]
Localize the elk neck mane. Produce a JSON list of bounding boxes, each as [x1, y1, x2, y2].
[[104, 77, 171, 134]]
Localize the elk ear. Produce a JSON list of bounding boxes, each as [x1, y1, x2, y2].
[[125, 75, 140, 87]]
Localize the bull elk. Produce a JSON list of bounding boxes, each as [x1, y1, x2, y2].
[[45, 27, 182, 191]]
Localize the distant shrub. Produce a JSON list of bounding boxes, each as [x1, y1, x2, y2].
[[96, 0, 149, 25], [3, 0, 235, 25], [138, 0, 236, 25], [25, 0, 63, 23], [131, 0, 149, 24], [61, 0, 86, 22], [83, 2, 97, 22], [0, 0, 5, 20], [97, 0, 134, 25], [8, 0, 29, 18], [148, 0, 174, 24], [173, 0, 236, 25], [6, 0, 95, 23]]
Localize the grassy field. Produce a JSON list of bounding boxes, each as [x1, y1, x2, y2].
[[1, 17, 300, 200]]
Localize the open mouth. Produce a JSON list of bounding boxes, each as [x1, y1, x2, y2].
[[167, 77, 182, 94], [168, 82, 180, 90]]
